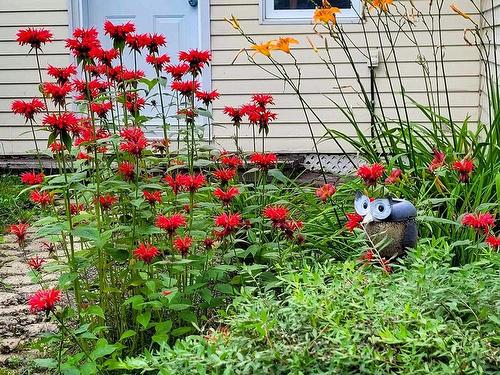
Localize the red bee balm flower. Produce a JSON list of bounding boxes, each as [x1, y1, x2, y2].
[[345, 213, 363, 232], [213, 168, 237, 183], [384, 169, 402, 185], [214, 212, 242, 233], [252, 94, 274, 108], [20, 171, 44, 185], [486, 235, 500, 249], [213, 186, 240, 205], [8, 223, 29, 245], [50, 142, 66, 153], [462, 212, 495, 233], [120, 92, 146, 116], [164, 63, 190, 81], [171, 80, 200, 97], [245, 105, 277, 133], [315, 183, 336, 203], [104, 20, 135, 42], [156, 213, 187, 235], [70, 203, 85, 215], [133, 243, 159, 264], [143, 190, 162, 205], [118, 161, 135, 181], [196, 90, 220, 107], [183, 173, 206, 192], [28, 255, 45, 271], [145, 33, 167, 54], [360, 249, 375, 263], [452, 158, 475, 183], [65, 27, 100, 61], [98, 194, 118, 210], [17, 28, 53, 49], [30, 190, 54, 207], [42, 82, 72, 107], [357, 163, 385, 187], [126, 33, 149, 51], [90, 102, 112, 119], [263, 205, 289, 225], [146, 54, 170, 71], [203, 237, 215, 250], [28, 288, 61, 313], [90, 48, 119, 66], [42, 112, 78, 133], [223, 106, 245, 127], [178, 49, 211, 73], [220, 154, 243, 168], [47, 65, 77, 84], [250, 152, 277, 170], [120, 128, 148, 157], [11, 99, 45, 122], [174, 236, 193, 257]]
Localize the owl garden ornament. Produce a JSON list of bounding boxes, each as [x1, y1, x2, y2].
[[354, 191, 418, 258]]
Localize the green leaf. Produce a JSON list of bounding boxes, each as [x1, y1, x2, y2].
[[168, 303, 191, 311], [80, 361, 98, 374], [72, 226, 100, 241], [268, 168, 288, 183], [61, 130, 72, 151], [119, 330, 136, 341], [136, 310, 151, 329], [171, 326, 193, 337], [90, 338, 116, 360], [34, 358, 58, 369], [155, 320, 173, 333], [47, 131, 57, 148], [85, 305, 105, 319]]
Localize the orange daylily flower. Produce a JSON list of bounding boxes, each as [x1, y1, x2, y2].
[[371, 0, 393, 12], [450, 3, 470, 20], [313, 7, 341, 24], [271, 37, 299, 54], [251, 40, 275, 57]]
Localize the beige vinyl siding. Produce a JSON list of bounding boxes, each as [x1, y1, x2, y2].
[[210, 0, 482, 153], [478, 0, 500, 123], [0, 0, 487, 156], [0, 0, 70, 155]]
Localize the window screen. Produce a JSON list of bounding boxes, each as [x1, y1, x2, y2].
[[273, 0, 352, 10]]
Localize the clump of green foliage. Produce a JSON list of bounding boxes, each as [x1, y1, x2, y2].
[[0, 174, 33, 229], [121, 239, 499, 374]]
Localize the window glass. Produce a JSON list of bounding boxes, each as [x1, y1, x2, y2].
[[273, 0, 352, 10]]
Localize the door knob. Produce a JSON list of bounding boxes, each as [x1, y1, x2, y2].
[[188, 0, 198, 6]]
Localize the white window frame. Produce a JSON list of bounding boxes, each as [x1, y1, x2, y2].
[[260, 0, 362, 24]]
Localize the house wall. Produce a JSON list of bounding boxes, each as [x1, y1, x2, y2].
[[0, 0, 485, 155], [210, 0, 482, 153], [479, 0, 500, 123], [0, 0, 70, 155]]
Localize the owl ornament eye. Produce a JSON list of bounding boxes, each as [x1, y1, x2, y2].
[[354, 190, 371, 217], [371, 198, 392, 220]]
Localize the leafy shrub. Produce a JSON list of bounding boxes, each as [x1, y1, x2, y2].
[[124, 241, 499, 374], [0, 174, 34, 228]]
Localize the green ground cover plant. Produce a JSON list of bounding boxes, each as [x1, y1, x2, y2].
[[121, 240, 499, 374]]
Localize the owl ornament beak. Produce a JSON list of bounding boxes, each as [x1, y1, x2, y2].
[[362, 211, 373, 224]]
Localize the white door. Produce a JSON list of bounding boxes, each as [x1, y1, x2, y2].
[[82, 0, 210, 136]]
